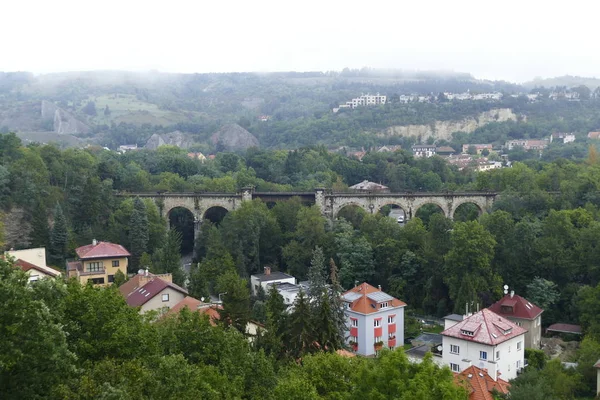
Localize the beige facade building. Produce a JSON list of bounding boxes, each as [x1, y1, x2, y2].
[[67, 240, 130, 286], [488, 292, 543, 349], [120, 271, 188, 314], [6, 247, 62, 282]]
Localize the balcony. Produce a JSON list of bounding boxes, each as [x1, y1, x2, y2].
[[79, 268, 106, 277]]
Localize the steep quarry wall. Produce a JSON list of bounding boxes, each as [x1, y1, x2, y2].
[[380, 108, 518, 140], [41, 100, 90, 135]]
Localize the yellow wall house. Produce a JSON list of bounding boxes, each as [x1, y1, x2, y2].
[[67, 240, 130, 286]]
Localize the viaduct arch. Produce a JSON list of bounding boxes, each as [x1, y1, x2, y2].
[[119, 188, 496, 226]]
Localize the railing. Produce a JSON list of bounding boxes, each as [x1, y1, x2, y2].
[[79, 268, 106, 277]]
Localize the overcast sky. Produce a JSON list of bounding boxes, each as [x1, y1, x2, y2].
[[2, 0, 598, 82]]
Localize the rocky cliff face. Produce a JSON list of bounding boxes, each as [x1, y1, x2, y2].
[[144, 130, 196, 150], [211, 124, 259, 152], [41, 100, 90, 135], [380, 108, 518, 140]]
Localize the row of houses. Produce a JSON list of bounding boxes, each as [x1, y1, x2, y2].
[[333, 93, 387, 112]]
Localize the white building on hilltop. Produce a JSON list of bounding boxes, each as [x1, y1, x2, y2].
[[441, 308, 527, 381]]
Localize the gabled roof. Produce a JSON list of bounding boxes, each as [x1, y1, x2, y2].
[[75, 241, 131, 259], [441, 308, 527, 346], [546, 323, 582, 334], [165, 296, 221, 325], [455, 365, 510, 400], [342, 282, 406, 315], [444, 314, 464, 322], [488, 294, 543, 320], [125, 278, 187, 307], [15, 259, 61, 278]]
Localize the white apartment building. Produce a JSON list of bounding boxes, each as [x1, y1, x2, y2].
[[412, 145, 437, 158], [342, 282, 406, 357], [343, 93, 387, 109], [250, 267, 296, 296], [441, 308, 527, 381]]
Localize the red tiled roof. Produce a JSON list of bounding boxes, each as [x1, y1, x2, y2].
[[488, 294, 543, 320], [75, 241, 131, 259], [125, 278, 187, 307], [342, 282, 406, 315], [594, 359, 600, 368], [14, 259, 61, 277], [165, 296, 221, 325], [455, 365, 510, 400], [441, 309, 527, 346], [546, 323, 582, 334], [588, 132, 600, 139]]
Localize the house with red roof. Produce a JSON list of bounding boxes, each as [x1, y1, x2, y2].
[[6, 247, 62, 282], [119, 270, 188, 314], [488, 291, 543, 349], [67, 239, 130, 286], [341, 282, 406, 356], [441, 308, 527, 381], [455, 365, 510, 400]]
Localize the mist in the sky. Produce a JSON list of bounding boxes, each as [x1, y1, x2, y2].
[[2, 0, 598, 82]]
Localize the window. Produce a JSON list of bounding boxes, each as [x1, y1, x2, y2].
[[374, 336, 382, 344], [349, 336, 358, 343], [30, 275, 39, 282], [112, 260, 120, 267], [450, 363, 460, 372], [450, 345, 460, 354], [162, 294, 169, 302], [388, 333, 395, 340], [88, 262, 101, 272], [515, 321, 522, 327], [480, 351, 487, 360], [108, 275, 114, 283], [379, 302, 389, 309], [351, 319, 358, 327], [388, 315, 395, 324], [88, 277, 105, 284], [374, 319, 381, 327], [517, 341, 522, 351], [496, 351, 500, 360]]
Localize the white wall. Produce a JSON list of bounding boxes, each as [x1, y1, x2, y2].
[[346, 306, 405, 357], [7, 248, 47, 267], [250, 276, 296, 296], [140, 287, 186, 314], [442, 334, 525, 380]]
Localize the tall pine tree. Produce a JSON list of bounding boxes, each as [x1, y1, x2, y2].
[[328, 258, 348, 347], [153, 230, 185, 286], [49, 203, 68, 266], [128, 198, 149, 272], [307, 246, 327, 306], [256, 284, 287, 359], [287, 289, 315, 359], [29, 198, 49, 249], [216, 271, 250, 334]]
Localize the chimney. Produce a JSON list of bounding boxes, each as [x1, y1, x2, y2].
[[92, 239, 97, 246], [264, 266, 271, 276], [145, 268, 149, 276], [510, 290, 514, 298]]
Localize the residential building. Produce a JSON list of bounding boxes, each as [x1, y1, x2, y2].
[[377, 145, 402, 153], [118, 144, 139, 153], [462, 144, 493, 155], [488, 291, 543, 349], [120, 271, 188, 314], [6, 247, 61, 282], [250, 266, 295, 296], [436, 146, 457, 156], [267, 281, 310, 306], [349, 180, 390, 192], [342, 93, 387, 109], [455, 365, 510, 400], [441, 308, 527, 380], [550, 133, 576, 144], [412, 144, 437, 158], [444, 314, 464, 330], [588, 132, 600, 140], [187, 152, 207, 162], [505, 139, 549, 151], [546, 323, 582, 336], [476, 160, 502, 172], [67, 240, 130, 286], [166, 296, 221, 325], [258, 115, 270, 122], [342, 282, 406, 357]]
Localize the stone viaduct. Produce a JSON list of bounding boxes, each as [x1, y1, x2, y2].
[[119, 189, 497, 224]]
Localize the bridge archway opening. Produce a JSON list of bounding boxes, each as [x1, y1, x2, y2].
[[377, 203, 408, 224], [168, 207, 195, 255], [336, 204, 367, 229], [203, 206, 229, 225], [453, 202, 482, 222], [415, 203, 445, 227]]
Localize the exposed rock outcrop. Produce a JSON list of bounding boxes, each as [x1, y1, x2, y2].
[[211, 124, 259, 152], [41, 100, 90, 135], [144, 130, 196, 150], [380, 108, 518, 140]]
